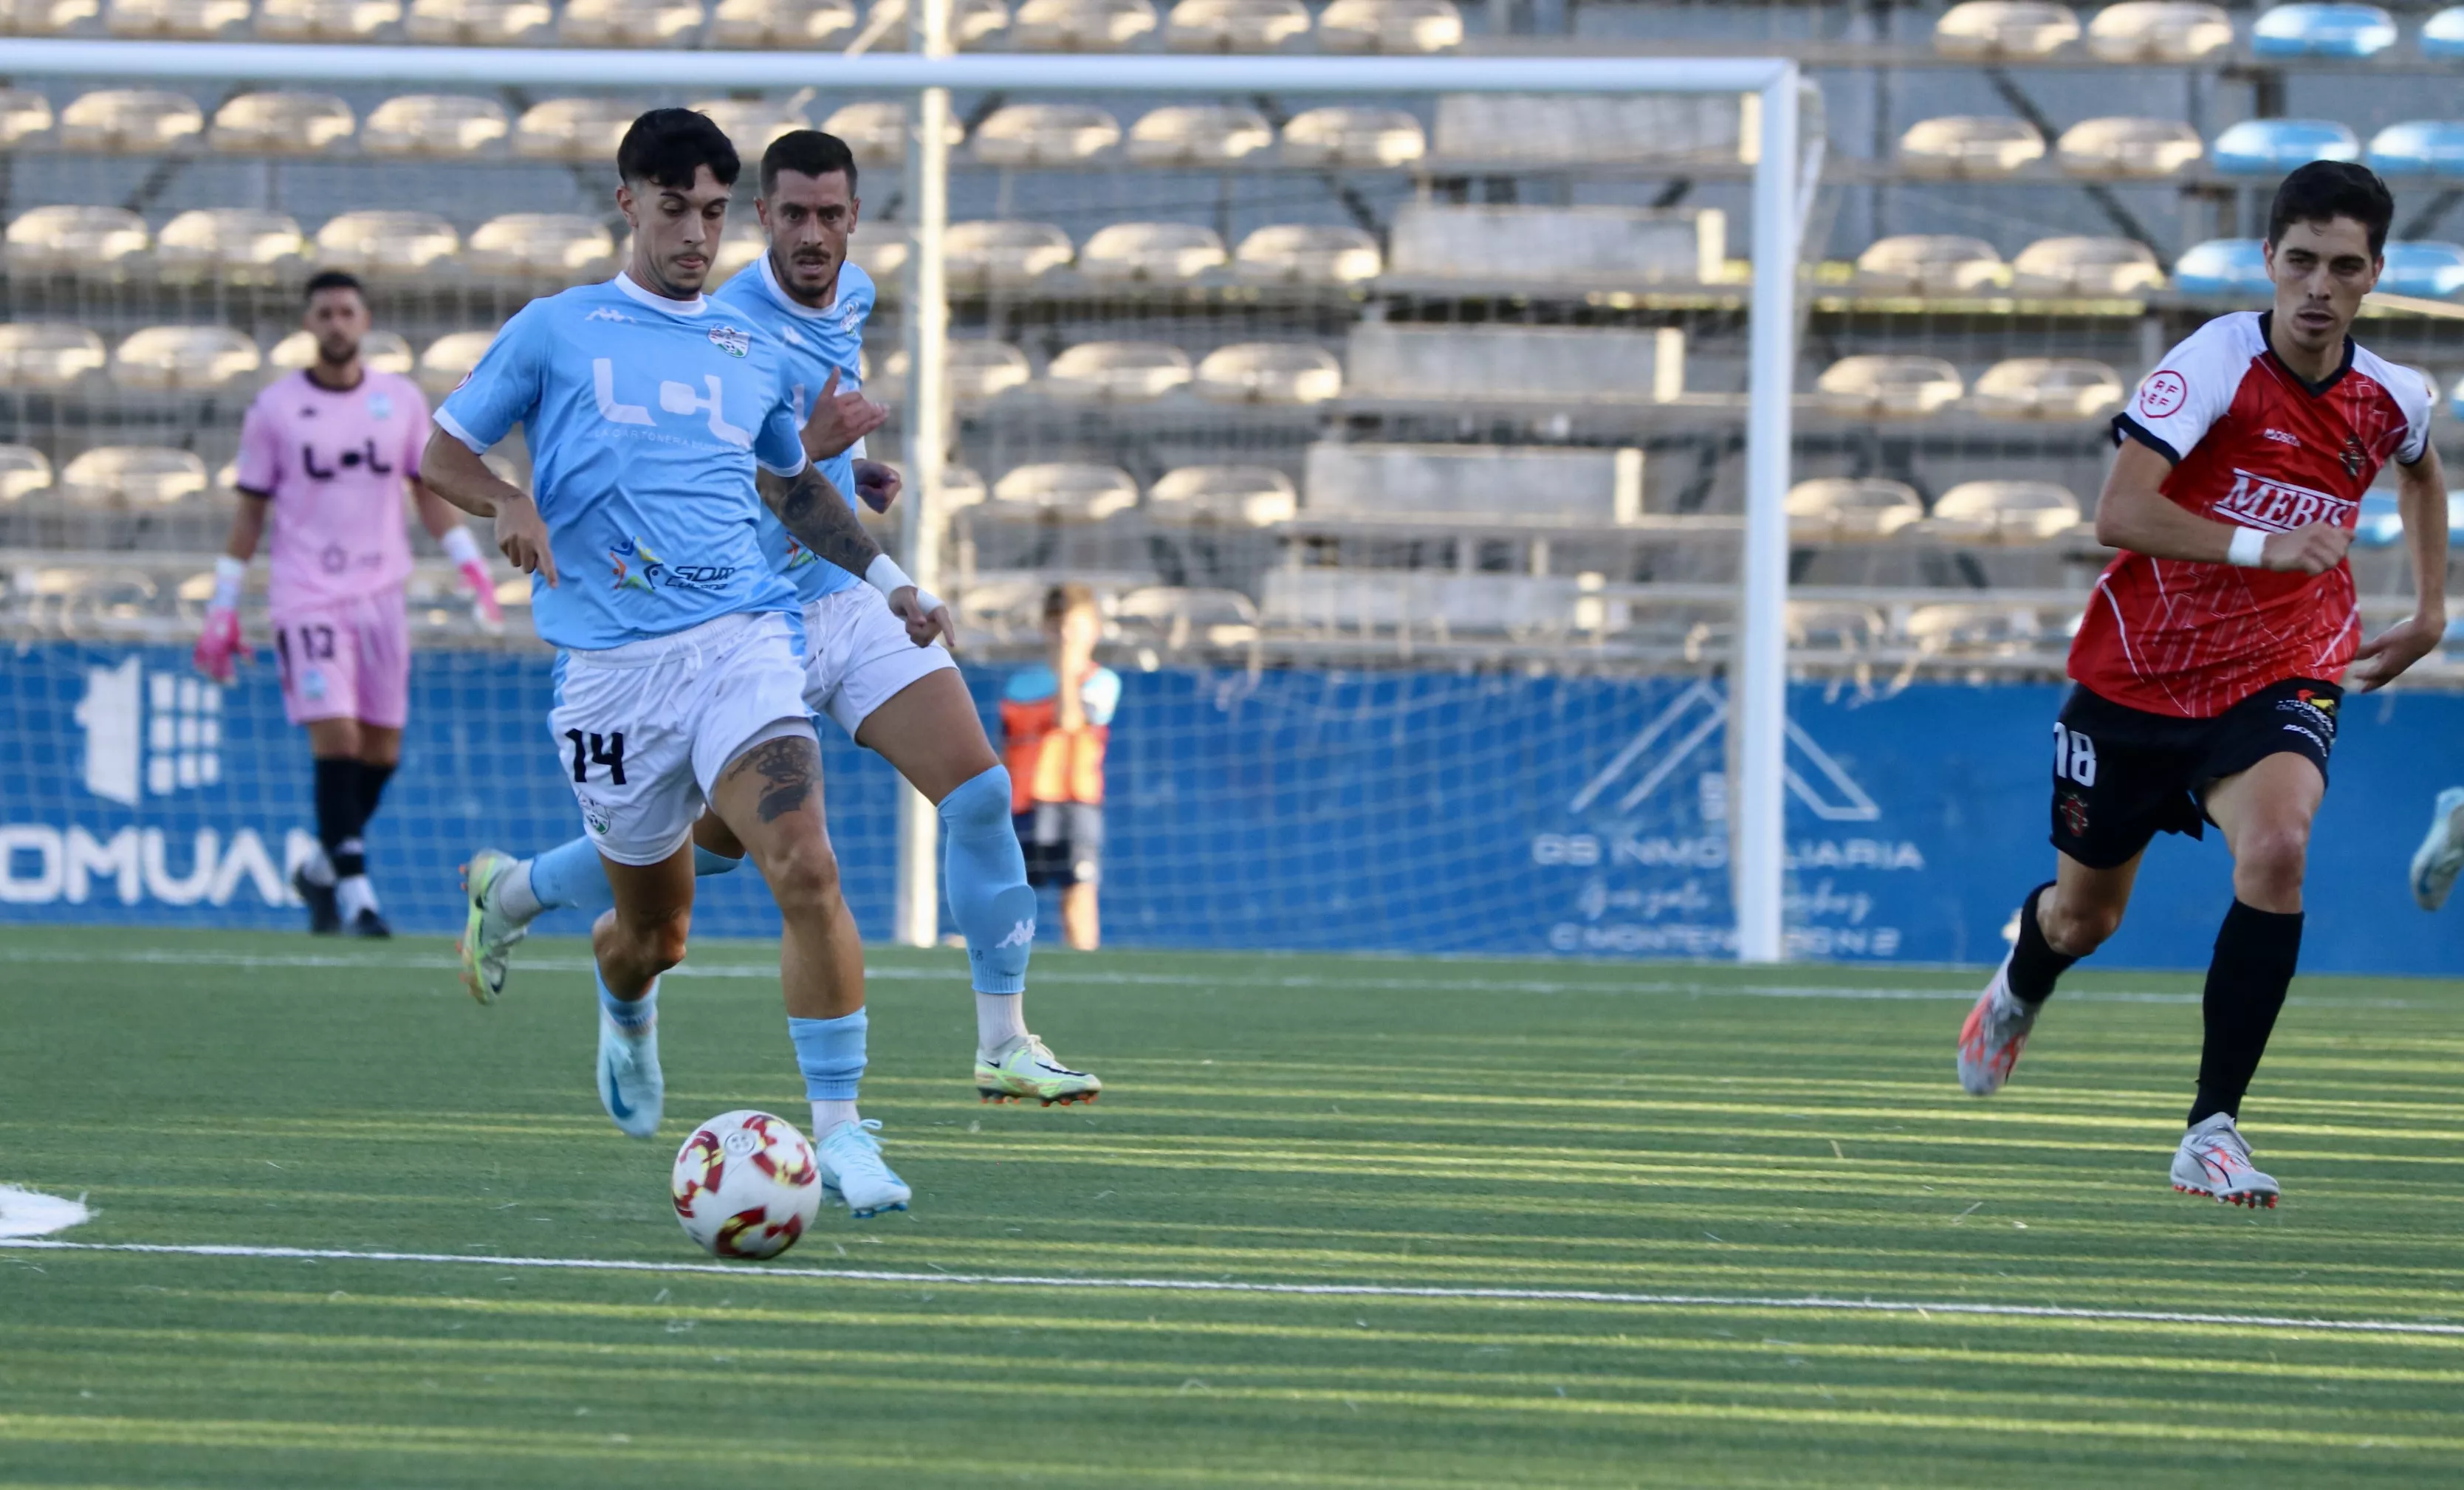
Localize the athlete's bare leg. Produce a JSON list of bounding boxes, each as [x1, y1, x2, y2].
[[1061, 882, 1099, 950], [2036, 850, 2141, 958], [595, 842, 695, 1000], [854, 669, 1001, 803], [2203, 752, 2325, 912], [704, 732, 865, 1020]]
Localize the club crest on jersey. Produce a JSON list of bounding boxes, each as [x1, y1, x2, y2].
[[366, 392, 393, 419], [2341, 434, 2367, 478], [2217, 469, 2355, 532], [709, 324, 751, 358]]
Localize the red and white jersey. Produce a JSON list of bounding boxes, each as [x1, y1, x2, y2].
[[233, 368, 428, 617], [2072, 311, 2432, 718]]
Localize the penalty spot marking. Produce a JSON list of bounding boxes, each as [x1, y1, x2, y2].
[[4, 1237, 2462, 1339], [0, 1188, 89, 1239]]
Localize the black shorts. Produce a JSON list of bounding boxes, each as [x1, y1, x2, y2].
[[1017, 803, 1103, 888], [2049, 679, 2340, 870]]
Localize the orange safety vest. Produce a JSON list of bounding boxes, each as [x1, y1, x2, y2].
[[1000, 680, 1109, 811]]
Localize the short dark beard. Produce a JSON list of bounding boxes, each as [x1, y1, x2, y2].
[[769, 246, 839, 309]]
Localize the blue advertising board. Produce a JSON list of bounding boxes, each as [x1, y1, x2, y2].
[[1, 643, 2458, 974]]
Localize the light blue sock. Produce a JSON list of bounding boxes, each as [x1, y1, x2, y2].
[[529, 835, 616, 918], [597, 969, 656, 1031], [940, 765, 1035, 995], [693, 845, 744, 878], [788, 1009, 867, 1099]]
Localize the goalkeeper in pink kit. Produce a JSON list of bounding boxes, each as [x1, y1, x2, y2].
[[193, 270, 503, 935]]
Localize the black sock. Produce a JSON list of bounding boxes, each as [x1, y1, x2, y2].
[[355, 760, 396, 828], [312, 756, 367, 879], [2005, 881, 2079, 1006], [2188, 899, 2303, 1127]]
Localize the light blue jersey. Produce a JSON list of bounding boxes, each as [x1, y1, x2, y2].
[[434, 274, 809, 650], [710, 253, 875, 604]]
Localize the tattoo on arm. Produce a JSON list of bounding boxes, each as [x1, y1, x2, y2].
[[730, 735, 820, 823], [759, 464, 882, 579]]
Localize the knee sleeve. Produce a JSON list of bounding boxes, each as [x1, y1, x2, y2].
[[693, 844, 744, 879], [941, 766, 1035, 995]]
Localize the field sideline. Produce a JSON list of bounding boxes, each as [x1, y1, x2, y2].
[[2, 927, 2460, 1488]]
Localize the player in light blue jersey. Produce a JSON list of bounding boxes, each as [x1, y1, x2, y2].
[[421, 110, 943, 1217], [460, 129, 1101, 1113]]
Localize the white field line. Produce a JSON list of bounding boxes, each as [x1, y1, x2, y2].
[[3, 1237, 2463, 1339], [6, 945, 2419, 1008]]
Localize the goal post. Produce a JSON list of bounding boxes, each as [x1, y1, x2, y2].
[[6, 38, 1805, 964]]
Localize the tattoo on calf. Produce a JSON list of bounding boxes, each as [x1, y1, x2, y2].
[[732, 735, 820, 823]]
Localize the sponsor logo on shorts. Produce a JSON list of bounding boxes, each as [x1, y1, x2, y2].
[[2216, 469, 2356, 532], [2281, 721, 2328, 752], [2056, 787, 2090, 840], [709, 324, 751, 359], [575, 792, 613, 836], [2277, 692, 2338, 744]]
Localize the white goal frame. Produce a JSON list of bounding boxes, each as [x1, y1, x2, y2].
[[10, 37, 1805, 964]]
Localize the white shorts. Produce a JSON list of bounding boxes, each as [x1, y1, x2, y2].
[[803, 586, 958, 738], [549, 610, 814, 865]]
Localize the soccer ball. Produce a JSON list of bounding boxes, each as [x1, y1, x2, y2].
[[670, 1110, 822, 1260]]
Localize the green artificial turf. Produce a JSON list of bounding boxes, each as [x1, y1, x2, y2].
[[2, 927, 2460, 1488]]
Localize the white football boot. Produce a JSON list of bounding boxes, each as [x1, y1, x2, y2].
[[458, 848, 535, 1004], [594, 1007, 664, 1140], [2409, 786, 2464, 911], [2170, 1113, 2279, 1209], [975, 1035, 1102, 1106], [1957, 952, 2039, 1096], [817, 1118, 911, 1218]]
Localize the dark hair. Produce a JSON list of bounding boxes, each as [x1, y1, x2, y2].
[[617, 107, 741, 191], [2267, 160, 2395, 256], [761, 129, 859, 196], [303, 269, 364, 303], [1044, 582, 1097, 622]]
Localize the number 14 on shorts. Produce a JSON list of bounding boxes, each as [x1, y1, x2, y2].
[[566, 729, 628, 785]]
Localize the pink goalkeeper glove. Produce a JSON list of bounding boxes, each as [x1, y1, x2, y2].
[[442, 526, 504, 634], [193, 556, 247, 684]]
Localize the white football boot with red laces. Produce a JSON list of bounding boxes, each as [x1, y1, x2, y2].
[[2170, 1113, 2280, 1208], [1957, 953, 2039, 1096]]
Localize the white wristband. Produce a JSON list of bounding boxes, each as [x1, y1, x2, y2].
[[440, 526, 484, 566], [210, 555, 246, 611], [2227, 526, 2268, 568], [864, 552, 914, 597]]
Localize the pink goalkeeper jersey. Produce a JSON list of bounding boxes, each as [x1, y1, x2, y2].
[[234, 368, 428, 615]]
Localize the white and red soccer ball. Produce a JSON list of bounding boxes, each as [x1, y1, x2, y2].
[[670, 1110, 822, 1260]]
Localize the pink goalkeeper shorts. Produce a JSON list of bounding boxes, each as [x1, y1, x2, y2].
[[271, 586, 411, 729]]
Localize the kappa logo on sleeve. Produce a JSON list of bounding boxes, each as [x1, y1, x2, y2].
[[2138, 369, 2188, 418]]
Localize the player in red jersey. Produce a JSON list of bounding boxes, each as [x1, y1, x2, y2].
[[1955, 162, 2450, 1206]]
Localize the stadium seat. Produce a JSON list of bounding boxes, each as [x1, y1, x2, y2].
[[1815, 355, 1964, 418], [0, 0, 98, 32], [560, 0, 707, 45], [58, 89, 204, 151], [2368, 120, 2464, 176], [1045, 342, 1194, 400], [315, 210, 463, 275], [821, 100, 941, 165], [1281, 106, 1425, 166], [2250, 1, 2395, 57], [417, 330, 497, 395], [1788, 601, 1888, 653], [1853, 235, 2008, 295], [2174, 238, 2269, 296], [1389, 203, 1717, 282], [104, 0, 248, 36], [1080, 222, 1229, 281], [1934, 0, 2079, 58], [948, 340, 1033, 400], [0, 91, 53, 148], [2352, 488, 2464, 546], [210, 92, 356, 154], [270, 329, 415, 375], [1317, 0, 1461, 50], [990, 463, 1141, 521], [467, 214, 619, 278], [5, 206, 151, 275], [1345, 323, 1683, 402], [850, 234, 909, 284], [1431, 95, 1749, 168], [688, 99, 806, 157], [1126, 104, 1275, 164], [2426, 4, 2464, 56], [403, 0, 554, 41], [1164, 0, 1308, 49], [2379, 241, 2464, 298], [2212, 119, 2359, 175], [709, 0, 857, 43], [944, 220, 1074, 280], [2011, 236, 2165, 295], [0, 323, 109, 389], [1146, 465, 1298, 525], [2085, 0, 2231, 59], [972, 103, 1121, 164], [1898, 116, 2045, 176], [1234, 223, 1381, 283], [1305, 442, 1640, 523], [710, 224, 766, 281], [1785, 478, 1924, 543], [255, 0, 402, 38], [514, 98, 642, 162], [2056, 117, 2202, 177], [363, 94, 511, 156], [156, 209, 308, 284], [1917, 481, 2083, 542], [916, 0, 1013, 46], [0, 446, 51, 502], [111, 326, 261, 391], [1971, 357, 2124, 418], [1111, 586, 1263, 647], [1195, 342, 1342, 403], [57, 447, 210, 507], [1901, 602, 2044, 654], [1012, 0, 1156, 47]]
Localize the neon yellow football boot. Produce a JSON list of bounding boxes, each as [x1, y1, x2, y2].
[[975, 1036, 1102, 1106]]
